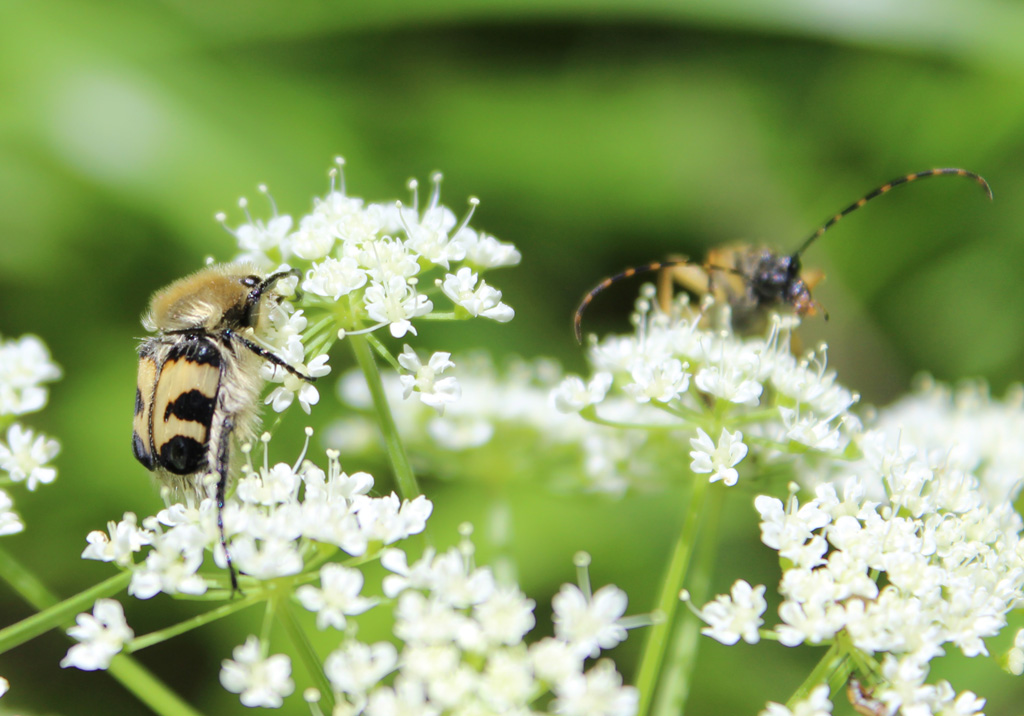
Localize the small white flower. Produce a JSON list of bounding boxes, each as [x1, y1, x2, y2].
[[689, 427, 748, 486], [81, 512, 152, 565], [397, 345, 461, 415], [296, 564, 377, 630], [0, 676, 7, 698], [364, 679, 437, 716], [474, 585, 537, 646], [695, 363, 762, 405], [481, 650, 535, 710], [624, 359, 690, 404], [462, 230, 521, 268], [531, 637, 585, 687], [313, 191, 379, 244], [128, 530, 208, 599], [324, 640, 398, 697], [404, 205, 466, 269], [288, 223, 334, 261], [759, 684, 832, 716], [380, 547, 438, 597], [229, 535, 304, 580], [237, 462, 301, 506], [0, 335, 62, 415], [235, 214, 293, 255], [394, 591, 468, 646], [0, 424, 60, 490], [364, 276, 433, 337], [553, 373, 613, 413], [302, 256, 368, 299], [60, 599, 133, 671], [553, 659, 638, 716], [1008, 628, 1024, 675], [552, 583, 629, 658], [698, 580, 766, 645], [439, 268, 514, 322], [360, 236, 420, 282], [427, 550, 496, 609], [264, 347, 331, 414], [0, 489, 23, 536], [220, 636, 295, 708]]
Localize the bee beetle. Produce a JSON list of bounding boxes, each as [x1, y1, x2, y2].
[[574, 168, 992, 342], [132, 264, 316, 590]]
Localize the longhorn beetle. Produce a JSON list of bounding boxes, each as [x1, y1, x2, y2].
[[574, 168, 992, 342]]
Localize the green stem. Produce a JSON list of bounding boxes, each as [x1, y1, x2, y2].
[[105, 655, 205, 716], [786, 642, 847, 708], [415, 312, 457, 320], [0, 547, 202, 716], [278, 599, 335, 713], [349, 334, 420, 499], [127, 596, 259, 652], [365, 333, 401, 372], [0, 556, 131, 654], [651, 484, 724, 716], [635, 476, 711, 716]]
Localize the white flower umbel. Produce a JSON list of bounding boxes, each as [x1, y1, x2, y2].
[[80, 418, 639, 714], [220, 636, 295, 708], [398, 345, 461, 415], [60, 599, 134, 671], [693, 378, 1024, 713], [84, 440, 433, 600], [553, 292, 859, 493], [219, 162, 518, 344]]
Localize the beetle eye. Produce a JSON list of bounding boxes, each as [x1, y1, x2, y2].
[[241, 275, 261, 287]]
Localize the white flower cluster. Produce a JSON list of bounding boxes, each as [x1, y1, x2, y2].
[[79, 454, 638, 712], [222, 161, 518, 341], [313, 541, 637, 716], [555, 293, 860, 488], [700, 379, 1024, 715], [331, 354, 656, 495], [82, 443, 431, 598], [0, 333, 62, 538]]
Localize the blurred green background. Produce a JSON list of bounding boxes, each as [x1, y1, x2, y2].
[[2, 1, 1024, 714]]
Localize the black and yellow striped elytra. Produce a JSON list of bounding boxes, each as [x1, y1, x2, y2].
[[574, 167, 993, 343], [133, 336, 222, 475], [133, 264, 316, 592]]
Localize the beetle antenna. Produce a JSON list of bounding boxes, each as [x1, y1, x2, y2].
[[574, 259, 743, 343], [792, 168, 992, 259]]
